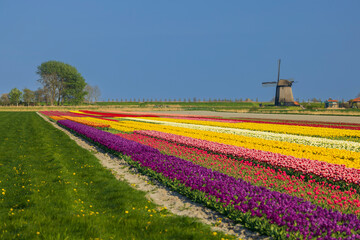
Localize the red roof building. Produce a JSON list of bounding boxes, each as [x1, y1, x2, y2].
[[350, 97, 360, 108], [325, 98, 339, 108]]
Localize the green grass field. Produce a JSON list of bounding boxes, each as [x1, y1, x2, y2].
[[0, 112, 231, 240], [95, 101, 259, 111]]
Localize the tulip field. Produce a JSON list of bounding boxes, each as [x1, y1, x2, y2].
[[0, 112, 229, 240], [40, 110, 360, 239]]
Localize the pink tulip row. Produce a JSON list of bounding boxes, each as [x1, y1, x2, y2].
[[135, 130, 360, 185]]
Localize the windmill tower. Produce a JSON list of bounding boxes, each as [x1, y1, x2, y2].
[[262, 59, 297, 106]]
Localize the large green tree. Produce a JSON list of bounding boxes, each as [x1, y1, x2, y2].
[[8, 88, 22, 106], [36, 61, 87, 105], [0, 93, 10, 106], [23, 88, 35, 106], [34, 87, 47, 105]]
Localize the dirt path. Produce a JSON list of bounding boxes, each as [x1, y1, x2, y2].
[[37, 112, 270, 240]]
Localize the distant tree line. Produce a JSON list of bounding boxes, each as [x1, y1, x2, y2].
[[0, 61, 100, 106], [103, 97, 256, 103]]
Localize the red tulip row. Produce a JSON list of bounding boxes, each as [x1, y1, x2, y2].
[[79, 110, 157, 118]]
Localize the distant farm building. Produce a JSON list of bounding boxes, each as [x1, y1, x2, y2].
[[325, 99, 339, 108], [350, 97, 360, 108]]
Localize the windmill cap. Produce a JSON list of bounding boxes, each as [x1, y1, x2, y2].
[[278, 79, 294, 86]]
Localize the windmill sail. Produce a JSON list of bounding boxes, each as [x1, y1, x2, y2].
[[262, 81, 277, 87]]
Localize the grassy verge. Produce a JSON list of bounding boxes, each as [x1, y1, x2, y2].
[[0, 112, 231, 240]]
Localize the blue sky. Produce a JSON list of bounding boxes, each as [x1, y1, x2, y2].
[[1, 1, 359, 102]]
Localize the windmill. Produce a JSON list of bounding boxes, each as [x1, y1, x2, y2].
[[262, 59, 297, 106]]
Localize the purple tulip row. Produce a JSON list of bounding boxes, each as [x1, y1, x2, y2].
[[58, 119, 360, 239]]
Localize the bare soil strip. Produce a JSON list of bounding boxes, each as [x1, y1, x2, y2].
[[37, 112, 270, 240]]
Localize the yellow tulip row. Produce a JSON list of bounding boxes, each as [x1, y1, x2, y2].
[[82, 117, 360, 169], [141, 117, 360, 140], [69, 111, 101, 116], [49, 116, 66, 121], [79, 117, 140, 132], [62, 116, 110, 128]]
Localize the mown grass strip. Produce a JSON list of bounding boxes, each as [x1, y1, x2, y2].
[[0, 112, 231, 240]]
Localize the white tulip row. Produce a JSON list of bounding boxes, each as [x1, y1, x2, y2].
[[123, 117, 360, 152]]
